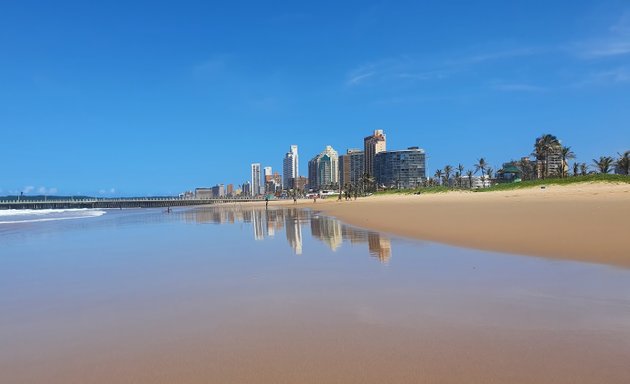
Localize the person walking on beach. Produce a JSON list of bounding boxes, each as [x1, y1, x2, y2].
[[265, 196, 269, 210], [293, 192, 297, 205]]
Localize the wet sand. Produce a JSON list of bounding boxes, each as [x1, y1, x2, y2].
[[297, 182, 630, 268], [2, 205, 630, 384]]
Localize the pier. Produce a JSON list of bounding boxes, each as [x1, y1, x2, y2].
[[0, 197, 264, 210]]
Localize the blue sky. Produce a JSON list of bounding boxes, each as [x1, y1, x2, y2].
[[1, 0, 629, 196]]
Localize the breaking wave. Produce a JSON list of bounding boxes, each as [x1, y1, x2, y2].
[[0, 208, 106, 224]]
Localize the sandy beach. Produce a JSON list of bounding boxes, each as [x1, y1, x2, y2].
[[288, 182, 630, 268]]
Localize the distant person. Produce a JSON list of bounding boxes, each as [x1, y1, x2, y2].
[[293, 193, 297, 204], [265, 196, 269, 210], [338, 192, 342, 201]]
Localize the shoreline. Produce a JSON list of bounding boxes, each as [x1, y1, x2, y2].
[[268, 182, 630, 268]]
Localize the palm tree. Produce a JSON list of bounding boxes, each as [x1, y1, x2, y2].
[[592, 156, 614, 174], [615, 151, 630, 175], [466, 170, 474, 189], [559, 145, 575, 178], [533, 134, 560, 179], [443, 165, 453, 187], [474, 158, 487, 177], [360, 173, 374, 194], [572, 162, 579, 177], [434, 169, 443, 186], [457, 163, 465, 187], [486, 167, 494, 179], [474, 158, 487, 187], [580, 163, 588, 176]]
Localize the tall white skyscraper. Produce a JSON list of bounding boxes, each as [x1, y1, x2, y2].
[[251, 163, 261, 196], [282, 145, 299, 189]]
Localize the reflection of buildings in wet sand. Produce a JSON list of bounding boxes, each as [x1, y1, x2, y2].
[[180, 206, 391, 262], [252, 209, 265, 240], [341, 225, 392, 263], [264, 209, 285, 238], [310, 215, 343, 251], [341, 226, 368, 244], [285, 208, 304, 255], [182, 208, 231, 224], [368, 232, 392, 264]]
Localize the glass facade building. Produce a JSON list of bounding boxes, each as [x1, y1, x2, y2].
[[374, 147, 426, 189]]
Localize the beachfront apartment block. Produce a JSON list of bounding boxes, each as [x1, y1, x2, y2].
[[211, 184, 225, 198], [364, 130, 387, 177], [308, 145, 339, 191], [195, 187, 214, 199], [373, 147, 426, 189], [339, 149, 365, 188]]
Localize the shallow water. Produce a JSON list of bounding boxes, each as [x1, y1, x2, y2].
[[1, 206, 629, 383]]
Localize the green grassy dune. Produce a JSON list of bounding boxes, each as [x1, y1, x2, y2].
[[375, 174, 629, 195]]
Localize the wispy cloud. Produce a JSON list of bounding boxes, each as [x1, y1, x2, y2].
[[575, 67, 630, 86], [99, 188, 116, 195], [459, 47, 544, 64], [491, 83, 548, 92], [345, 57, 457, 87], [574, 11, 630, 58], [345, 47, 542, 88], [347, 71, 376, 86], [192, 55, 230, 79], [20, 186, 58, 195], [37, 186, 58, 195]]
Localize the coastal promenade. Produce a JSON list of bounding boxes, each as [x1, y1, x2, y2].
[[0, 197, 263, 210]]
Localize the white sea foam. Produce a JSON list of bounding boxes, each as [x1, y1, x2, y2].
[[0, 208, 106, 224]]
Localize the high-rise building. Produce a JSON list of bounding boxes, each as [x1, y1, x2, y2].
[[308, 145, 339, 190], [364, 130, 387, 177], [226, 184, 234, 197], [211, 184, 225, 198], [339, 149, 365, 188], [263, 166, 273, 193], [282, 145, 299, 189], [242, 181, 251, 196], [373, 147, 426, 189], [251, 163, 261, 196]]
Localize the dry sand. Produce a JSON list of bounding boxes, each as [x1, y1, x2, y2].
[[288, 182, 630, 268]]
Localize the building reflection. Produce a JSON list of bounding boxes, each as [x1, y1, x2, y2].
[[285, 208, 304, 255], [309, 215, 342, 251], [180, 205, 392, 263]]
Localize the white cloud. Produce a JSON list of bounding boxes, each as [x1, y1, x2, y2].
[[575, 11, 630, 58], [34, 186, 58, 195], [576, 67, 630, 86], [347, 71, 376, 86], [23, 186, 35, 194], [192, 55, 229, 79], [345, 47, 541, 88], [492, 83, 548, 92]]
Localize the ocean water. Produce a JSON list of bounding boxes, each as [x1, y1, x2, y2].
[[1, 206, 629, 384]]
